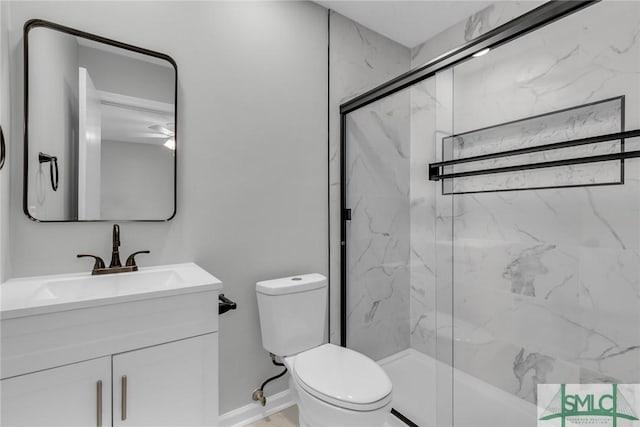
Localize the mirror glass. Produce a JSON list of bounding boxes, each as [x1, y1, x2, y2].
[[25, 21, 177, 221]]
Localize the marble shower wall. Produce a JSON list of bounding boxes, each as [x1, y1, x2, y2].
[[410, 1, 542, 68], [444, 98, 624, 194], [406, 2, 552, 364], [328, 12, 410, 346], [333, 2, 548, 352], [408, 77, 438, 357], [443, 1, 640, 410], [335, 4, 640, 402]]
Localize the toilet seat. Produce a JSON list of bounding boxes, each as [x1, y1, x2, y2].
[[292, 344, 392, 411]]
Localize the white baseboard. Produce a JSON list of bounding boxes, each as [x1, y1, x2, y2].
[[218, 389, 295, 427]]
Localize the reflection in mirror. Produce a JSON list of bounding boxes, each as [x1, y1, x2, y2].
[[25, 21, 177, 221]]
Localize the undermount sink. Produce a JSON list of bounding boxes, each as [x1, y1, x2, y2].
[[0, 263, 222, 319]]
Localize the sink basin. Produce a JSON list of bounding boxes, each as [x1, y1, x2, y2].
[[39, 270, 185, 300], [1, 263, 222, 319]]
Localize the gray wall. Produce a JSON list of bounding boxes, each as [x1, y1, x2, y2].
[[100, 141, 173, 220], [6, 1, 328, 414]]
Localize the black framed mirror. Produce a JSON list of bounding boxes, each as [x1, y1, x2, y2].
[[24, 19, 177, 222]]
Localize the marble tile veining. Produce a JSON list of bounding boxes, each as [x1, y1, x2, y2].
[[411, 0, 640, 411], [346, 89, 411, 361], [334, 0, 640, 418], [328, 11, 411, 346]]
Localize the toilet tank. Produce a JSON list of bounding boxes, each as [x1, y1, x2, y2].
[[256, 273, 327, 357]]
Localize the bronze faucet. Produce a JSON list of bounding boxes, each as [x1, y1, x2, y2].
[[110, 224, 122, 268], [78, 224, 150, 275]]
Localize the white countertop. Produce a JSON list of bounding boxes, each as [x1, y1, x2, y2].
[[1, 262, 222, 320]]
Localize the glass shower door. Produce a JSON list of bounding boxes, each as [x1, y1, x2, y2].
[[446, 2, 640, 426], [343, 76, 456, 427], [344, 86, 411, 363], [344, 4, 640, 426]]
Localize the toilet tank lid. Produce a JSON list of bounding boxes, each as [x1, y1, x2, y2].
[[256, 273, 327, 296]]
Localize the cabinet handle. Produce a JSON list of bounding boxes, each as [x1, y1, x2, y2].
[[121, 375, 128, 421], [96, 380, 102, 427]]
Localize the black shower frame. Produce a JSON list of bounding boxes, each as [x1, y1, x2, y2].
[[338, 2, 603, 425], [339, 0, 599, 347]]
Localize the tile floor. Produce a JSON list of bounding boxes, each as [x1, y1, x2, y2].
[[245, 405, 299, 427]]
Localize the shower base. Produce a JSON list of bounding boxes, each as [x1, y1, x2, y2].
[[378, 349, 536, 427]]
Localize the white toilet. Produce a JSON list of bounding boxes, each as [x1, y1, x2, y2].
[[256, 273, 393, 427]]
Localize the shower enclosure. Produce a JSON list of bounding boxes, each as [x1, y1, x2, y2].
[[340, 2, 640, 426]]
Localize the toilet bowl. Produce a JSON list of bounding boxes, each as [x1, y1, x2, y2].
[[256, 274, 393, 427], [285, 344, 392, 427]]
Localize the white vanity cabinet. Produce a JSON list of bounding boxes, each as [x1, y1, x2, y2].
[[1, 334, 218, 427], [112, 333, 218, 427], [0, 263, 223, 427], [1, 357, 112, 427]]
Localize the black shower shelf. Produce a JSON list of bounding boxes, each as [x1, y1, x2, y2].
[[428, 128, 640, 181]]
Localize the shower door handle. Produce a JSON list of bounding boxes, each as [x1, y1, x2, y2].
[[0, 125, 5, 171]]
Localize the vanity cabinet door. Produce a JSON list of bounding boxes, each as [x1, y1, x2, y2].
[[1, 356, 111, 427], [112, 333, 218, 427]]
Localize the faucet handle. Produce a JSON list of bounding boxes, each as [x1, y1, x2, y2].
[[125, 250, 150, 268], [77, 254, 106, 272]]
